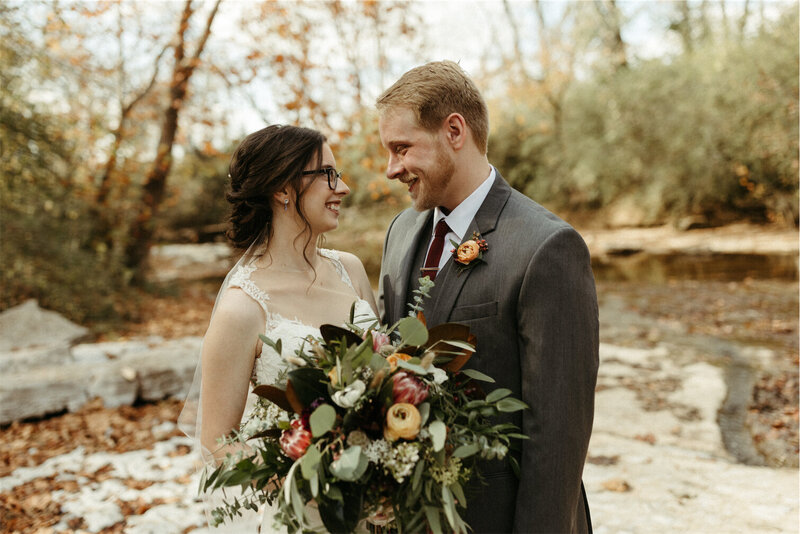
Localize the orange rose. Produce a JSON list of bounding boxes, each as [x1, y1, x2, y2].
[[386, 352, 411, 372], [384, 403, 421, 441], [456, 240, 480, 264]]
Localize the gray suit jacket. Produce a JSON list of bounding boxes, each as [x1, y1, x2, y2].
[[379, 173, 598, 533]]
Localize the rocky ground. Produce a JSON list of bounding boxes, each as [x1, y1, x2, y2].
[[1, 224, 797, 533]]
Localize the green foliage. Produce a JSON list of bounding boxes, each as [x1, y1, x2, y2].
[[490, 5, 798, 226], [0, 16, 135, 323], [156, 147, 231, 234]]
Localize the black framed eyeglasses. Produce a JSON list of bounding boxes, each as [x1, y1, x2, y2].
[[301, 167, 341, 190]]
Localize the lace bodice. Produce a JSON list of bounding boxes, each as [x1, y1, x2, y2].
[[227, 249, 377, 389]]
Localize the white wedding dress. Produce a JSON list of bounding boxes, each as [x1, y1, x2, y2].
[[215, 248, 377, 533]]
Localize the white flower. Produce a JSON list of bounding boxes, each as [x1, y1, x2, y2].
[[332, 380, 366, 408], [284, 355, 306, 367], [429, 366, 448, 385]]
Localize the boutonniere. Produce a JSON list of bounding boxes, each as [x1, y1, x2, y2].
[[449, 232, 489, 275]]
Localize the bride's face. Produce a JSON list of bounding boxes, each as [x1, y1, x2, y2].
[[300, 143, 349, 235]]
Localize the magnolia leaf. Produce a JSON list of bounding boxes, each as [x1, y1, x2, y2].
[[425, 506, 443, 534], [452, 442, 480, 458], [461, 369, 495, 382], [485, 388, 513, 404], [496, 398, 529, 412], [251, 384, 293, 413], [429, 420, 447, 452], [310, 404, 336, 437], [287, 367, 329, 409], [320, 324, 362, 348], [425, 323, 471, 347], [301, 446, 322, 480], [285, 380, 305, 414], [397, 316, 429, 347]]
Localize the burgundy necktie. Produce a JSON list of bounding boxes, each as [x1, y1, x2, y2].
[[421, 218, 450, 281]]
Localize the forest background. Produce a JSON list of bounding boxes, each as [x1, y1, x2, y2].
[[1, 0, 797, 328]]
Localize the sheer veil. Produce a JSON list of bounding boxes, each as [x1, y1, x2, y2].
[[177, 242, 260, 461]]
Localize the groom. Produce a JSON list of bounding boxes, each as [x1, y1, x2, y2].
[[377, 61, 599, 533]]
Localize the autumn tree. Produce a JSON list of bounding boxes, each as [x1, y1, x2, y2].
[[125, 0, 222, 276]]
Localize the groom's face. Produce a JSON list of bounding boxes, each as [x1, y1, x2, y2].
[[379, 107, 455, 211]]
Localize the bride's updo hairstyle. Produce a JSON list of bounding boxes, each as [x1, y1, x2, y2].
[[226, 124, 326, 255]]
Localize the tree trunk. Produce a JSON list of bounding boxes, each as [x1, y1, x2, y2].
[[125, 0, 221, 278]]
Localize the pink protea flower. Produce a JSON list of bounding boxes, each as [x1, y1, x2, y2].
[[371, 331, 391, 353], [280, 419, 312, 460], [392, 371, 429, 405]]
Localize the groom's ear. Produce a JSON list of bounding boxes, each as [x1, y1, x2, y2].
[[442, 113, 467, 150]]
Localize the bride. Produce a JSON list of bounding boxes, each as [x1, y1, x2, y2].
[[180, 125, 378, 532]]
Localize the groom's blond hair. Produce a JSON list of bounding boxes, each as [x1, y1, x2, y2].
[[377, 60, 489, 155]]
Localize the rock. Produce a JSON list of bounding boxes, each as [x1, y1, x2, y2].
[[72, 340, 152, 363], [87, 366, 139, 409], [0, 336, 202, 425], [133, 339, 201, 401], [0, 345, 72, 374], [0, 365, 90, 423], [0, 300, 89, 352]]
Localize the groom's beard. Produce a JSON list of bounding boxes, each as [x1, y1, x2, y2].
[[412, 143, 455, 211]]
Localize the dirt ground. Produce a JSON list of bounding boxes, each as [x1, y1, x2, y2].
[[1, 231, 797, 531]]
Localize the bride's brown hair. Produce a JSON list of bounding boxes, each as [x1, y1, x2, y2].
[[226, 125, 326, 262]]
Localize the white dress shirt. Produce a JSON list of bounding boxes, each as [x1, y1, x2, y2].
[[424, 166, 496, 272]]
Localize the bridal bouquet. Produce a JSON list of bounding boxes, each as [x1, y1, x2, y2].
[[201, 281, 528, 533]]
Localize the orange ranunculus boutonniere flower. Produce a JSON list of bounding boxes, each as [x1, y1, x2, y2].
[[450, 232, 489, 275]]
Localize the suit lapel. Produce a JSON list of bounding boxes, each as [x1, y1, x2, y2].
[[427, 174, 512, 324], [392, 210, 433, 322]]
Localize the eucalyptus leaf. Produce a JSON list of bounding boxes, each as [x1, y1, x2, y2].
[[309, 404, 337, 437], [425, 506, 443, 534], [259, 334, 282, 355], [437, 339, 475, 352], [442, 485, 456, 529], [429, 420, 447, 452], [496, 397, 529, 412], [461, 369, 495, 382], [329, 445, 368, 481], [418, 402, 430, 426], [396, 359, 430, 375], [397, 316, 429, 347], [452, 442, 480, 458], [485, 388, 512, 403], [411, 456, 425, 491], [301, 446, 321, 480], [450, 481, 466, 506], [310, 471, 319, 498]]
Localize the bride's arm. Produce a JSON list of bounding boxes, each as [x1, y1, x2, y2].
[[200, 288, 264, 463], [338, 251, 379, 316]]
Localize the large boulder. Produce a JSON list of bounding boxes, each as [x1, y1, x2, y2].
[[0, 300, 89, 373]]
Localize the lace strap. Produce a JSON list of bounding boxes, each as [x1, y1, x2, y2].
[[227, 263, 270, 315], [319, 248, 357, 292]]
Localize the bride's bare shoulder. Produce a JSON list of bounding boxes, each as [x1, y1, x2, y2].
[[212, 287, 265, 325]]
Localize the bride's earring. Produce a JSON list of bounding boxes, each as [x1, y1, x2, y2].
[[284, 198, 289, 211]]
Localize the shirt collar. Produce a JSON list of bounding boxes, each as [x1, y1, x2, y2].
[[432, 166, 496, 241]]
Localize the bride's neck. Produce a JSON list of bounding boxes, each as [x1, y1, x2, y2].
[[263, 223, 320, 272]]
